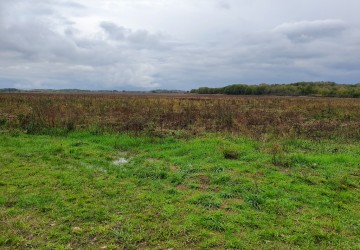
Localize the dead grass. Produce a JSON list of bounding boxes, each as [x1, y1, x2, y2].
[[0, 93, 359, 140]]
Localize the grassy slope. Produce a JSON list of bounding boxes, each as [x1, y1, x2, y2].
[[0, 132, 359, 249]]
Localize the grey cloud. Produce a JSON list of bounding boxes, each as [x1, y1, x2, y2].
[[100, 21, 166, 50], [0, 1, 170, 89], [149, 20, 359, 88], [274, 20, 347, 43], [1, 1, 360, 90], [217, 1, 231, 10], [128, 30, 160, 46], [100, 22, 127, 40], [0, 19, 84, 69], [60, 1, 86, 9], [0, 15, 161, 88]]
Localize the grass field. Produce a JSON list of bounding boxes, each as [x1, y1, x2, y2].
[[1, 132, 359, 249], [1, 93, 360, 249]]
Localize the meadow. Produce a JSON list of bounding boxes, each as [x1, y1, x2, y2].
[[1, 93, 360, 139], [0, 93, 359, 249]]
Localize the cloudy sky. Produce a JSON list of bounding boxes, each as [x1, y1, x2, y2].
[[0, 0, 359, 90]]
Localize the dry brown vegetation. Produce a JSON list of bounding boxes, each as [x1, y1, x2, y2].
[[1, 93, 359, 140]]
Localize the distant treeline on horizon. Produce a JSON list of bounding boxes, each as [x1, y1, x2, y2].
[[2, 82, 360, 98], [0, 88, 187, 94], [191, 82, 360, 98]]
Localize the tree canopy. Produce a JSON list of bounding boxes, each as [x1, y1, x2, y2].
[[190, 82, 360, 98]]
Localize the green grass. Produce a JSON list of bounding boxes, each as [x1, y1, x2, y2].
[[0, 132, 359, 249]]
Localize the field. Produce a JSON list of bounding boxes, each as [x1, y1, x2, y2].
[[1, 93, 360, 249], [1, 93, 360, 139]]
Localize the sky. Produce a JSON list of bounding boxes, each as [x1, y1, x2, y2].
[[0, 0, 359, 90]]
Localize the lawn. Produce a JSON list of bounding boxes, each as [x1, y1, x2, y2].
[[1, 132, 359, 249]]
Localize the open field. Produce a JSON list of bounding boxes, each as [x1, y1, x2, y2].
[[1, 93, 360, 249], [1, 93, 360, 140]]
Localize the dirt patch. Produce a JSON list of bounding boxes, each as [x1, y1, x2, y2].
[[177, 184, 188, 191], [170, 165, 178, 172], [198, 174, 210, 190]]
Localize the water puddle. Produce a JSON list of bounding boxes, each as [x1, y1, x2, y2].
[[113, 158, 128, 165]]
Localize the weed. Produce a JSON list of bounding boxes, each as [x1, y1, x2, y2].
[[245, 194, 265, 210], [189, 194, 222, 209], [198, 212, 226, 231], [223, 148, 240, 160]]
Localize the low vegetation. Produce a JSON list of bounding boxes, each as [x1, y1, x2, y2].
[[1, 93, 359, 249], [1, 93, 359, 140]]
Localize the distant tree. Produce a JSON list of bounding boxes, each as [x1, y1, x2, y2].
[[190, 82, 360, 98]]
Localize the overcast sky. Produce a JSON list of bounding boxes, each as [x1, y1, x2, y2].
[[0, 0, 359, 90]]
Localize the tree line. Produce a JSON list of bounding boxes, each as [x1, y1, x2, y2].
[[190, 82, 360, 98]]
